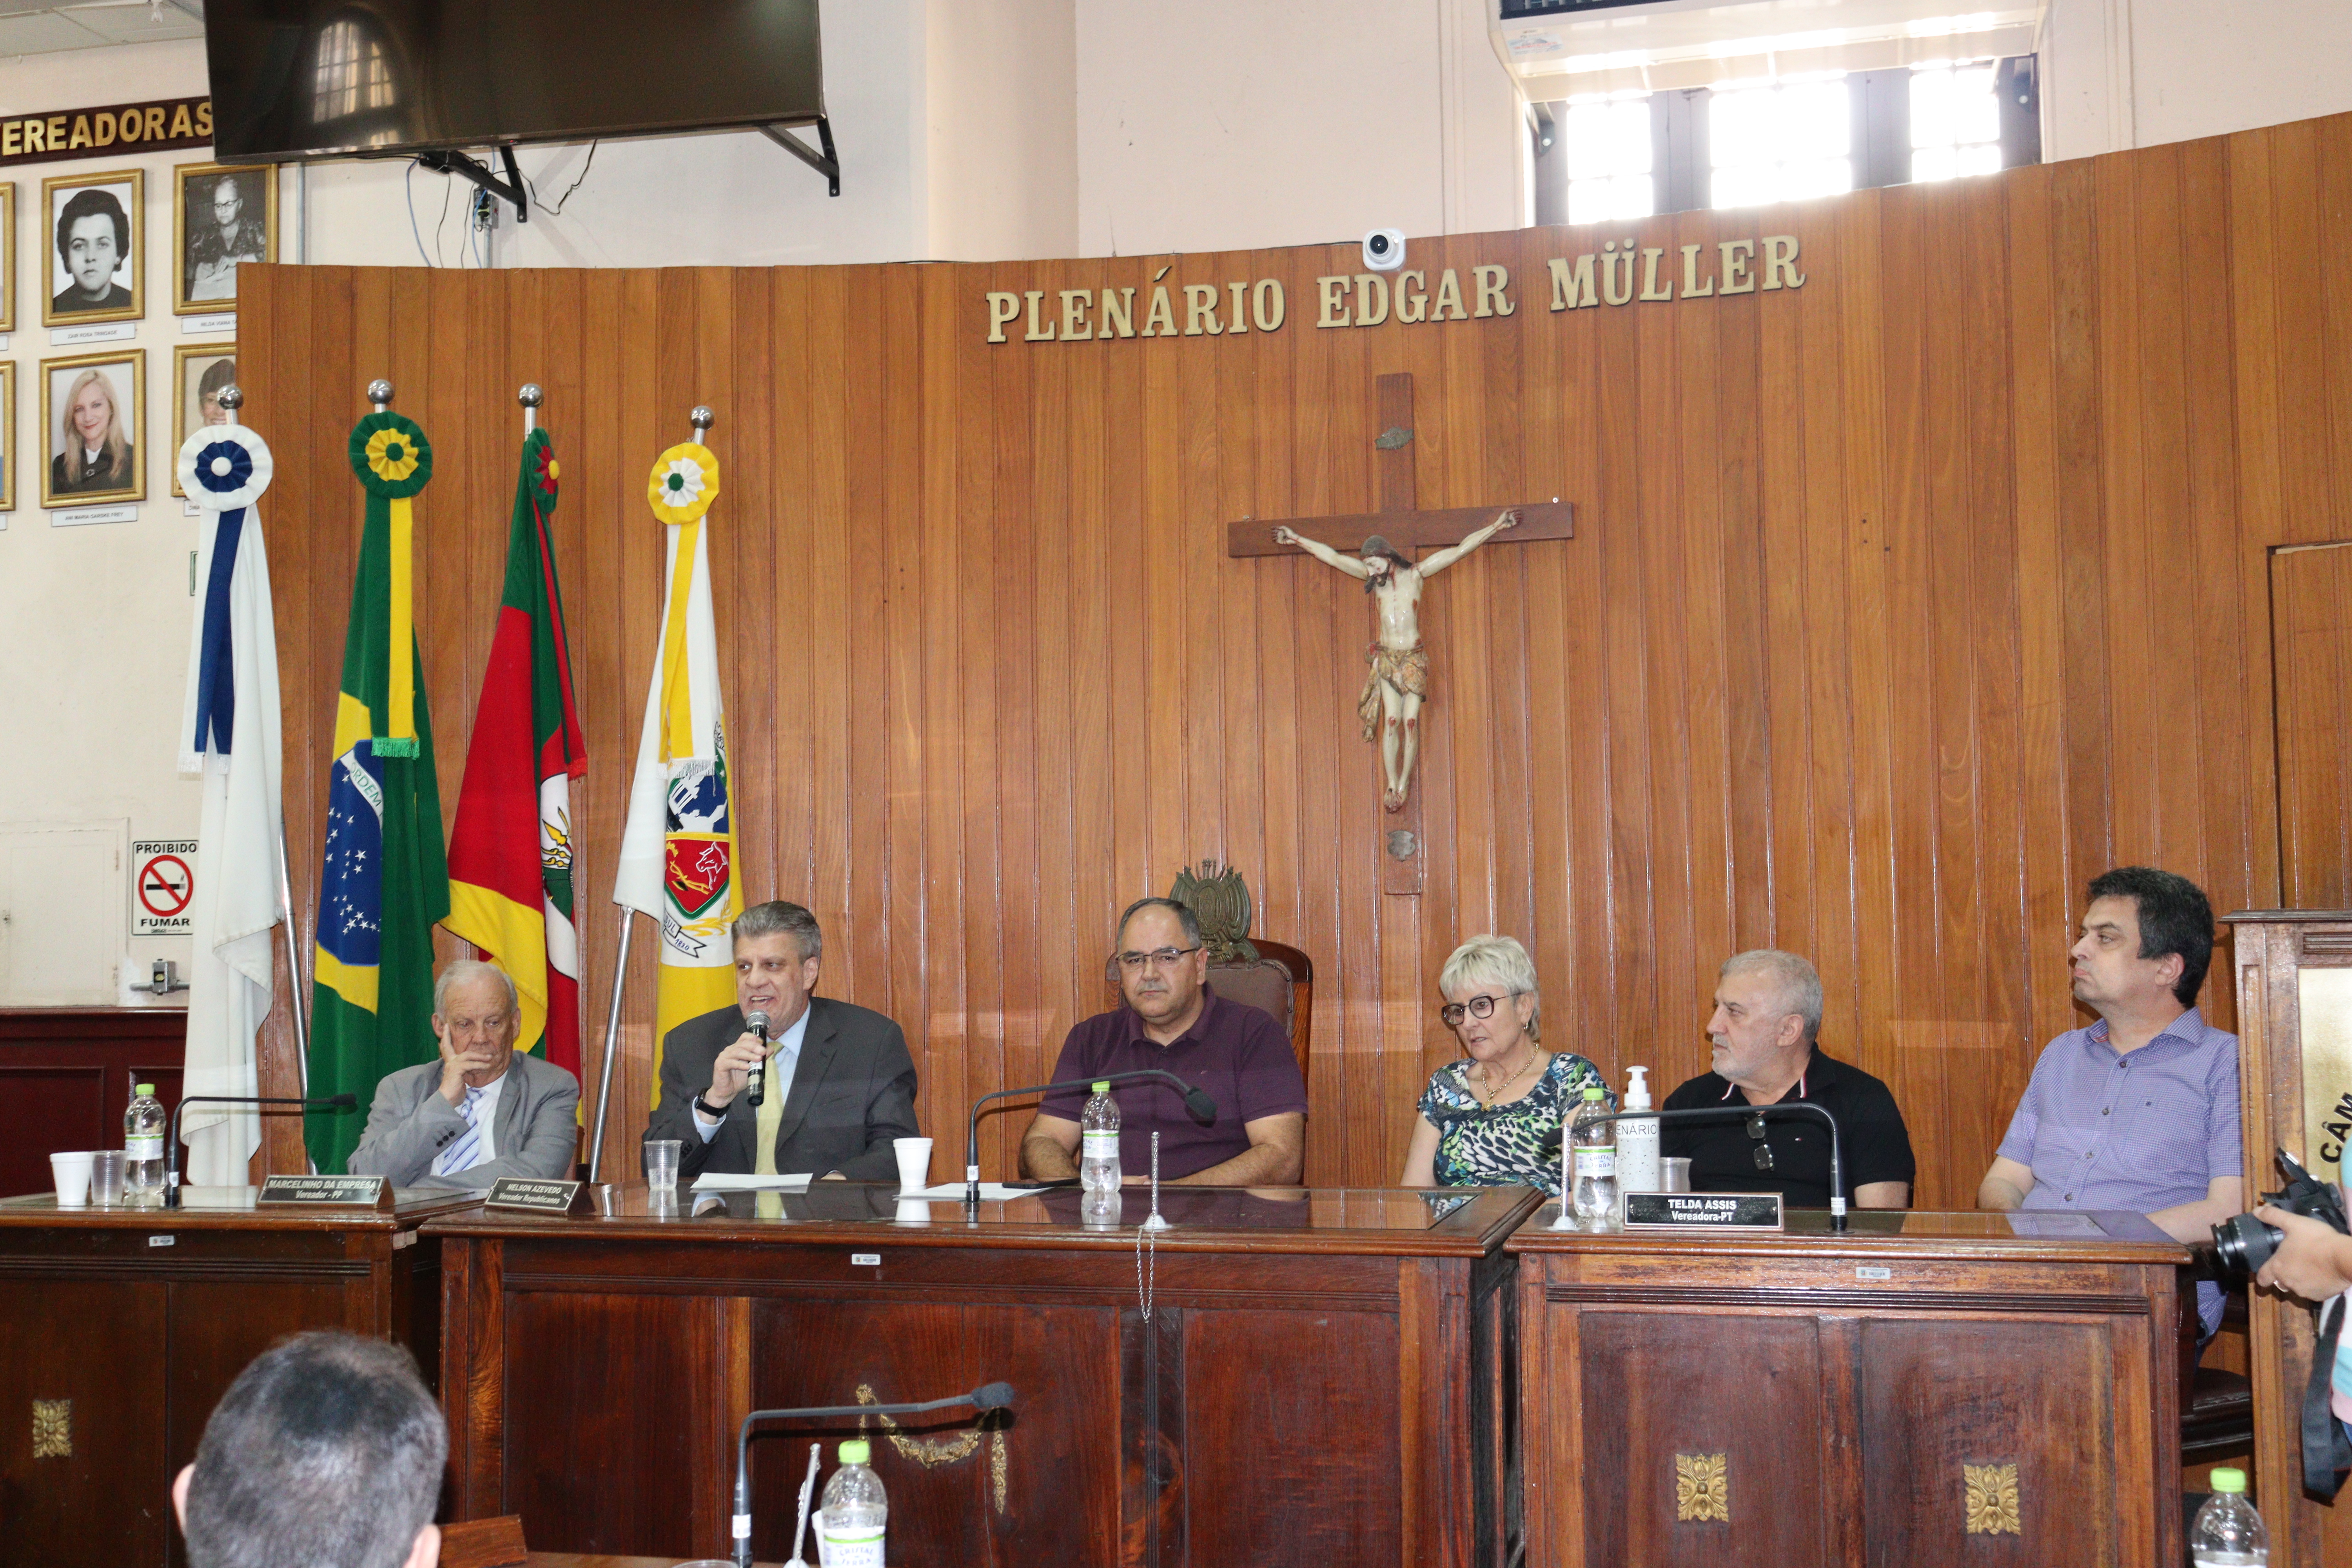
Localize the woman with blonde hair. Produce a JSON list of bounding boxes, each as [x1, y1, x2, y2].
[[1401, 934, 1610, 1194], [53, 367, 134, 495]]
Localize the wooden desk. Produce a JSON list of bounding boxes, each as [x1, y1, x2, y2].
[[433, 1182, 1541, 1566], [1510, 1205, 2191, 1568], [0, 1187, 473, 1568]]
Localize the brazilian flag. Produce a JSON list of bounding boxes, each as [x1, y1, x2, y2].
[[307, 411, 449, 1174]]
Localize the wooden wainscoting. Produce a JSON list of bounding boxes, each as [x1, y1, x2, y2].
[[0, 1010, 186, 1197]]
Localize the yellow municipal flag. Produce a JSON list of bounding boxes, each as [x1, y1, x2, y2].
[[613, 443, 740, 1102]]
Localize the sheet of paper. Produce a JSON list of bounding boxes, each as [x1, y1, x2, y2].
[[907, 1182, 1033, 1201], [690, 1173, 813, 1192]]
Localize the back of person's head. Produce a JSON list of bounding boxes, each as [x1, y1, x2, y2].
[[2086, 866, 2215, 1005], [180, 1332, 445, 1568]]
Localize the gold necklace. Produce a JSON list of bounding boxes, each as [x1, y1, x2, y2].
[[1475, 1049, 1543, 1107]]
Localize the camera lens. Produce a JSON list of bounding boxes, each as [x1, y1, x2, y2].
[[1370, 234, 1391, 256], [2211, 1212, 2282, 1277]]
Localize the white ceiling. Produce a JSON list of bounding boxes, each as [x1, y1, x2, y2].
[[0, 0, 203, 56]]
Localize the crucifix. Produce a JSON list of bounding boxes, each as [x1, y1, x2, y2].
[[1228, 372, 1574, 894]]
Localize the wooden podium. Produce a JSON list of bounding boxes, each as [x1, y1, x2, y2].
[[429, 1182, 1539, 1565], [0, 1187, 472, 1568], [1510, 1205, 2191, 1568], [2228, 909, 2352, 1567]]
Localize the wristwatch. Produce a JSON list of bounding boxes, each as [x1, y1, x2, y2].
[[692, 1094, 728, 1120]]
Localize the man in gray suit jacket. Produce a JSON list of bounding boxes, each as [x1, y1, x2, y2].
[[644, 900, 919, 1183], [347, 960, 581, 1189]]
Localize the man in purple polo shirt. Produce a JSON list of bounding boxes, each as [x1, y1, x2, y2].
[[1978, 867, 2241, 1334], [1020, 897, 1307, 1183]]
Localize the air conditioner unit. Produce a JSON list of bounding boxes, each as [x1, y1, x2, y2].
[[1490, 0, 2045, 98]]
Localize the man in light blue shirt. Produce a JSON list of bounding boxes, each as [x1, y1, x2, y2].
[[1978, 868, 2242, 1335]]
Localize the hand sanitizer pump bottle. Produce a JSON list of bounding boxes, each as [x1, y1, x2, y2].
[[1616, 1067, 1660, 1195]]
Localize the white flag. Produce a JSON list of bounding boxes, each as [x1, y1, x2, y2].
[[177, 428, 285, 1186]]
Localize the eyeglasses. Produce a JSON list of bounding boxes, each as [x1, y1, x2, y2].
[[1748, 1113, 1774, 1172], [1439, 993, 1518, 1028], [1116, 945, 1202, 972]]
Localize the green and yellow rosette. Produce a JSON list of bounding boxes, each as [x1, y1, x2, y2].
[[349, 410, 434, 758], [647, 441, 720, 764], [648, 441, 717, 524]]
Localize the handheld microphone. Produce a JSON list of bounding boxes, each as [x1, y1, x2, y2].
[[1557, 1103, 1850, 1230], [164, 1093, 360, 1207], [963, 1071, 1218, 1208], [743, 1010, 772, 1108], [731, 1379, 1015, 1568]]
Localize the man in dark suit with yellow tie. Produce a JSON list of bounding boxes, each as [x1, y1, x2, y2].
[[643, 900, 918, 1182]]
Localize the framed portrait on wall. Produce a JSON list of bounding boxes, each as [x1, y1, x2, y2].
[[173, 162, 274, 314], [172, 345, 237, 497], [42, 351, 145, 508], [0, 364, 16, 513], [42, 169, 143, 327], [0, 185, 16, 335]]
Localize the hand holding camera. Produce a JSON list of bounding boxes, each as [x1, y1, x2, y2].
[[2209, 1148, 2350, 1292]]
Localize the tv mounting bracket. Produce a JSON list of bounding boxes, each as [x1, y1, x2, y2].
[[759, 116, 840, 196], [416, 145, 532, 222], [413, 116, 839, 221]]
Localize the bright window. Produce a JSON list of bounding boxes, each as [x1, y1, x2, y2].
[[1708, 76, 1852, 209], [1563, 95, 1654, 227], [1909, 62, 2002, 182]]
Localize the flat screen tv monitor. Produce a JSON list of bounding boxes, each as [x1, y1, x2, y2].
[[203, 1, 825, 162]]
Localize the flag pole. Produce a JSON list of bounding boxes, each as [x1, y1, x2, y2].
[[220, 384, 315, 1107], [588, 914, 631, 1183], [589, 404, 717, 1185]]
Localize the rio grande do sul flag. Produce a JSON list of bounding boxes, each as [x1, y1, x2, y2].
[[309, 410, 450, 1176], [613, 440, 740, 1103], [443, 428, 588, 1072]]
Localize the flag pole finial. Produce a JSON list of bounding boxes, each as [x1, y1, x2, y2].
[[217, 385, 243, 428], [367, 379, 394, 410], [690, 405, 715, 442], [519, 383, 543, 434]]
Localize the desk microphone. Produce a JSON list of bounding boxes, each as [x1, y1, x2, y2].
[[732, 1380, 1014, 1568], [743, 1010, 772, 1108], [163, 1093, 359, 1207], [1561, 1103, 1850, 1230], [963, 1071, 1217, 1207]]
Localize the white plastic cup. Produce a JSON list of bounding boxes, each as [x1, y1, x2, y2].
[[49, 1151, 95, 1207], [893, 1136, 934, 1194], [89, 1150, 128, 1206], [644, 1138, 682, 1191]]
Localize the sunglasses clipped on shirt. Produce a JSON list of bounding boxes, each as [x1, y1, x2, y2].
[[1748, 1112, 1775, 1171]]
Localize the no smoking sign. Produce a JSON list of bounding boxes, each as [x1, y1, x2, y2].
[[131, 839, 197, 935]]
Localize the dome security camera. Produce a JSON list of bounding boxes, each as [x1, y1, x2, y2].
[[1362, 228, 1405, 273]]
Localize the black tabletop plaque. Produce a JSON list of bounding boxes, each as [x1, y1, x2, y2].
[[485, 1178, 593, 1214], [1620, 1191, 1785, 1231], [257, 1174, 392, 1210]]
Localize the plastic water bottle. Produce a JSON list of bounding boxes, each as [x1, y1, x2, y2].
[[1080, 1081, 1121, 1220], [2190, 1468, 2267, 1565], [816, 1438, 886, 1567], [1569, 1085, 1618, 1230], [125, 1082, 167, 1201], [1617, 1067, 1660, 1194]]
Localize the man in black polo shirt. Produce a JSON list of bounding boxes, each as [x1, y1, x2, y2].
[[1020, 897, 1307, 1183], [1662, 950, 1915, 1209]]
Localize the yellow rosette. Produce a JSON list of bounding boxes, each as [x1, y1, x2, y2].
[[648, 442, 719, 525], [646, 441, 722, 763]]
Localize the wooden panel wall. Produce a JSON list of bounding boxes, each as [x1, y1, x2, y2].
[[240, 112, 2352, 1201]]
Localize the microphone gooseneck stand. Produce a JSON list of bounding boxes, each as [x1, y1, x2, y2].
[[733, 1381, 1015, 1568], [1570, 1103, 1849, 1231], [163, 1093, 359, 1207], [962, 1070, 1218, 1209]]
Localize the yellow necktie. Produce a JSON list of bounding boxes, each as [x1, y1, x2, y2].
[[754, 1049, 786, 1176]]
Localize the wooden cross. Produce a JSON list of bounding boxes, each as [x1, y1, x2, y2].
[[1229, 372, 1575, 895]]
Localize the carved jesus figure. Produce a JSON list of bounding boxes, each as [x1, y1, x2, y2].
[[1273, 509, 1517, 811]]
